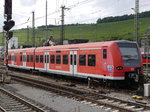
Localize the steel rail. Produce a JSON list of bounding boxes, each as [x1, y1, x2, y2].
[[0, 106, 7, 112], [0, 88, 46, 112], [11, 74, 148, 112]]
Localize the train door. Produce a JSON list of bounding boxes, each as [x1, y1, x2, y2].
[[44, 52, 49, 71], [70, 51, 77, 75], [11, 53, 14, 65], [23, 52, 26, 67], [102, 47, 108, 73]]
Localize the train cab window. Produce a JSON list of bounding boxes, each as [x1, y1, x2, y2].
[[103, 49, 107, 59], [88, 55, 96, 66], [36, 55, 39, 63], [56, 55, 61, 64], [40, 55, 43, 63], [79, 55, 86, 66], [20, 55, 22, 62], [50, 55, 55, 64], [63, 55, 68, 64]]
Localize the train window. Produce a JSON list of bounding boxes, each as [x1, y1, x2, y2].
[[20, 55, 22, 62], [56, 55, 61, 64], [29, 55, 30, 62], [103, 49, 107, 59], [27, 55, 29, 62], [30, 55, 33, 62], [47, 55, 49, 63], [63, 55, 68, 64], [40, 55, 43, 63], [70, 55, 76, 65], [79, 55, 86, 66], [45, 55, 49, 63], [74, 55, 76, 65], [45, 55, 46, 63], [11, 55, 13, 61], [36, 55, 39, 63], [23, 55, 26, 62], [14, 56, 16, 62], [70, 55, 73, 65], [50, 55, 55, 64], [8, 55, 11, 61], [88, 55, 96, 66], [142, 54, 150, 59]]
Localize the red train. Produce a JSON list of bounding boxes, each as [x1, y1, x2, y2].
[[141, 53, 150, 65], [6, 40, 143, 85]]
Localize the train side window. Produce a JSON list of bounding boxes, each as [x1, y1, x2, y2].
[[45, 55, 49, 63], [103, 49, 107, 59], [29, 55, 30, 62], [23, 55, 25, 62], [74, 55, 76, 65], [47, 55, 49, 63], [30, 55, 33, 62], [50, 55, 55, 64], [142, 54, 145, 59], [56, 55, 61, 64], [63, 55, 68, 64], [27, 55, 29, 62], [70, 55, 73, 65], [143, 54, 150, 59], [15, 56, 16, 62], [44, 55, 47, 63], [88, 55, 96, 66], [8, 55, 11, 61], [20, 55, 22, 62], [36, 55, 39, 63], [79, 55, 86, 66], [40, 55, 43, 63], [11, 55, 13, 61], [13, 55, 15, 61]]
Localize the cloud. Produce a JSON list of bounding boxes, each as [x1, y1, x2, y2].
[[19, 0, 39, 6]]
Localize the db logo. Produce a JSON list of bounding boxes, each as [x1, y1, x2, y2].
[[131, 68, 134, 71]]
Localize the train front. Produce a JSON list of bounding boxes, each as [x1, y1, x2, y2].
[[117, 41, 143, 84]]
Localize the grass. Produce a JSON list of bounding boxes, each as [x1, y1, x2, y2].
[[0, 17, 150, 46]]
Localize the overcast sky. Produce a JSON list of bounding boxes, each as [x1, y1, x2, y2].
[[0, 0, 150, 31]]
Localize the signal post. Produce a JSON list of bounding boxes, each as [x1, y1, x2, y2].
[[2, 0, 15, 83]]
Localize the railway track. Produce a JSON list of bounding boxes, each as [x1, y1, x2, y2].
[[0, 87, 48, 112], [6, 73, 150, 112]]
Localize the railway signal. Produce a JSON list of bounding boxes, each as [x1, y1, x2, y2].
[[3, 20, 15, 31], [2, 0, 15, 83], [4, 0, 12, 21]]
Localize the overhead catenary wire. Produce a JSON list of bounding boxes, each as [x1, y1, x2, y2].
[[14, 1, 150, 28], [67, 2, 150, 24]]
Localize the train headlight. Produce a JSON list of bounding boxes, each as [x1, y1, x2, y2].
[[116, 66, 123, 70]]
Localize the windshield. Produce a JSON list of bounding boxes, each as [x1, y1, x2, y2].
[[117, 42, 140, 67], [119, 47, 139, 60]]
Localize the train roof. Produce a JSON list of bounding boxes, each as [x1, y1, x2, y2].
[[8, 40, 135, 52], [36, 40, 133, 50]]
